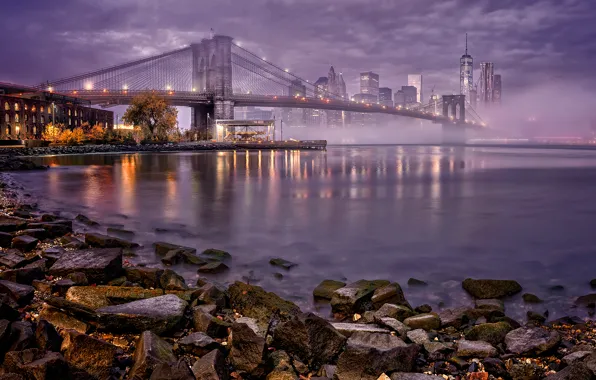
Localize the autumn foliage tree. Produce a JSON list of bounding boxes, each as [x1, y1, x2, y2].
[[88, 124, 106, 141], [122, 93, 178, 141], [42, 123, 63, 143]]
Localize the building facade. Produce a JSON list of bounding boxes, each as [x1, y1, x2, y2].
[[360, 71, 379, 99], [407, 74, 423, 103], [351, 93, 377, 127], [0, 93, 113, 139], [378, 87, 393, 107], [401, 86, 418, 107], [460, 35, 473, 101], [283, 80, 307, 126], [479, 62, 494, 105], [493, 74, 502, 104]]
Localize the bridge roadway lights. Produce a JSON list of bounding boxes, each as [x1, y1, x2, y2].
[[442, 124, 467, 145]]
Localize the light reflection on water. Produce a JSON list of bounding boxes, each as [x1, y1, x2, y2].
[[16, 146, 596, 319]]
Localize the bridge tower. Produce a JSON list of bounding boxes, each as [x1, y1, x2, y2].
[[191, 35, 235, 138], [441, 94, 466, 145]]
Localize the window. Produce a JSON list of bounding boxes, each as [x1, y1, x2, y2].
[[74, 110, 77, 117], [14, 103, 19, 111], [68, 109, 71, 116], [33, 115, 36, 123], [69, 118, 72, 125], [40, 106, 44, 113], [48, 106, 52, 114], [15, 114, 19, 122], [24, 104, 28, 111], [33, 126, 37, 134], [4, 114, 9, 123], [4, 103, 8, 111], [25, 114, 28, 121], [41, 116, 45, 124], [31, 106, 36, 112]]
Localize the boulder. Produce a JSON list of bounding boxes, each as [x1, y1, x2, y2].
[[269, 258, 297, 270], [34, 222, 72, 238], [407, 278, 428, 287], [106, 227, 135, 239], [197, 282, 228, 310], [75, 214, 99, 226], [149, 359, 195, 380], [574, 294, 596, 308], [66, 272, 89, 285], [334, 331, 419, 380], [403, 313, 441, 331], [236, 317, 261, 336], [272, 312, 347, 368], [192, 306, 231, 338], [456, 340, 497, 358], [545, 362, 594, 380], [504, 327, 560, 356], [481, 358, 508, 379], [406, 329, 429, 345], [375, 303, 415, 321], [1, 294, 20, 321], [391, 374, 442, 380], [124, 267, 164, 288], [66, 285, 165, 309], [1, 319, 12, 352], [0, 232, 13, 248], [201, 248, 232, 260], [562, 351, 592, 366], [198, 262, 229, 274], [522, 293, 543, 303], [229, 322, 266, 374], [85, 232, 139, 249], [154, 242, 196, 256], [465, 322, 513, 346], [0, 260, 46, 285], [330, 280, 390, 315], [371, 282, 410, 309], [35, 319, 62, 352], [16, 229, 47, 240], [331, 322, 392, 338], [2, 349, 68, 380], [0, 252, 29, 269], [375, 317, 410, 337], [228, 282, 300, 331], [129, 331, 176, 380], [462, 278, 522, 299], [97, 294, 187, 334], [11, 235, 38, 252], [49, 248, 123, 284], [38, 305, 89, 333], [266, 350, 298, 380], [313, 280, 346, 300], [475, 299, 504, 312], [0, 217, 27, 233], [9, 321, 35, 352], [177, 332, 221, 356], [60, 329, 120, 379], [162, 249, 206, 266], [191, 349, 228, 380], [0, 280, 34, 306]]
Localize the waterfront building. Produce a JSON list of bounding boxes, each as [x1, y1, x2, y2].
[[460, 34, 473, 100], [379, 87, 393, 107], [407, 74, 423, 103], [360, 71, 379, 99], [479, 62, 494, 105]]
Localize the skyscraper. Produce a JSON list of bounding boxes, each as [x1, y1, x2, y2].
[[493, 74, 502, 104], [460, 34, 473, 100], [360, 71, 379, 99], [407, 74, 423, 103], [305, 76, 328, 127], [284, 79, 306, 126], [378, 87, 393, 107], [394, 90, 405, 107], [479, 62, 494, 105], [401, 86, 418, 106], [327, 67, 343, 127]]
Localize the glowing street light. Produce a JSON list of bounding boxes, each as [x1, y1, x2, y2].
[[192, 88, 196, 92], [284, 69, 289, 73], [166, 85, 172, 90], [47, 86, 54, 93], [84, 82, 93, 90], [123, 84, 128, 90]]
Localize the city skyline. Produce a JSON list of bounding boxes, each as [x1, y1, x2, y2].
[[1, 0, 594, 100]]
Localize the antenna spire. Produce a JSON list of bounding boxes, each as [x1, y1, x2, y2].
[[465, 33, 468, 55]]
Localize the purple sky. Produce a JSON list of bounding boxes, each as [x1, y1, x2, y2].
[[1, 0, 595, 97]]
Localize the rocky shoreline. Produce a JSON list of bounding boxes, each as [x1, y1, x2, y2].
[[2, 163, 596, 379]]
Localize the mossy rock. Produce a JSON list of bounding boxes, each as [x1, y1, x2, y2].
[[522, 293, 543, 304], [201, 248, 231, 260], [462, 278, 522, 299], [313, 280, 346, 300], [465, 322, 513, 346]]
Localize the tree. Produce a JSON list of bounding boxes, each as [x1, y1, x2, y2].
[[71, 127, 85, 144], [80, 122, 91, 134], [42, 123, 63, 143], [88, 124, 106, 141], [122, 93, 178, 141]]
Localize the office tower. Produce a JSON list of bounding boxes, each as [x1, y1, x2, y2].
[[283, 79, 306, 126], [493, 74, 502, 104], [479, 62, 494, 105], [378, 87, 393, 107], [401, 86, 418, 106], [407, 74, 423, 103], [327, 66, 343, 128], [360, 71, 379, 99], [394, 90, 405, 107], [460, 33, 473, 100], [351, 93, 377, 127]]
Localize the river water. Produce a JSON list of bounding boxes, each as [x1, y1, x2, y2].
[[13, 146, 596, 319]]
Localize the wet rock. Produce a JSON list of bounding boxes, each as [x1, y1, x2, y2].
[[465, 321, 513, 346], [523, 293, 543, 303], [75, 214, 99, 226], [313, 280, 346, 300], [65, 285, 165, 309], [36, 222, 72, 238], [0, 216, 27, 233], [331, 322, 392, 338], [60, 329, 120, 379], [407, 278, 428, 287], [406, 329, 429, 345], [85, 232, 139, 249], [574, 294, 596, 308], [124, 267, 163, 288], [527, 311, 546, 324], [62, 237, 87, 249], [0, 252, 28, 269], [371, 282, 410, 309], [1, 319, 11, 352], [547, 362, 594, 380], [177, 332, 221, 356], [228, 281, 300, 331], [228, 322, 266, 374], [0, 260, 46, 285], [403, 313, 441, 331], [191, 349, 228, 380], [192, 306, 231, 339], [198, 262, 229, 274], [66, 272, 89, 285], [97, 294, 187, 334], [201, 248, 232, 260], [456, 340, 497, 358], [375, 317, 410, 336], [154, 242, 196, 256], [45, 295, 97, 320], [269, 258, 297, 270], [150, 359, 195, 380], [272, 312, 347, 368], [562, 351, 592, 366], [197, 282, 228, 310], [375, 303, 415, 321], [504, 326, 561, 355], [415, 304, 432, 313], [481, 358, 508, 378], [38, 305, 89, 333], [16, 229, 47, 240], [129, 331, 176, 379], [35, 319, 62, 352], [236, 317, 260, 336], [0, 232, 14, 248], [11, 235, 38, 252], [330, 280, 390, 315], [1, 294, 20, 321], [0, 280, 34, 306], [335, 331, 419, 380], [2, 349, 68, 380], [267, 350, 298, 380], [49, 248, 123, 284], [475, 299, 504, 312], [159, 268, 188, 291], [391, 374, 441, 380], [162, 249, 206, 266], [462, 278, 522, 299], [107, 227, 135, 239], [9, 321, 35, 352]]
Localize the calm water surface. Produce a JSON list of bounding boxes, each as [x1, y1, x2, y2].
[[14, 146, 596, 319]]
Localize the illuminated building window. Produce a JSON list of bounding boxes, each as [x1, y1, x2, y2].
[[24, 104, 28, 111], [25, 114, 28, 121], [4, 103, 9, 111], [15, 114, 19, 123], [41, 106, 44, 113], [32, 106, 36, 112], [68, 109, 71, 116], [48, 107, 52, 114], [4, 114, 9, 123], [33, 115, 36, 123], [69, 118, 72, 125], [74, 110, 77, 117], [14, 103, 19, 111]]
